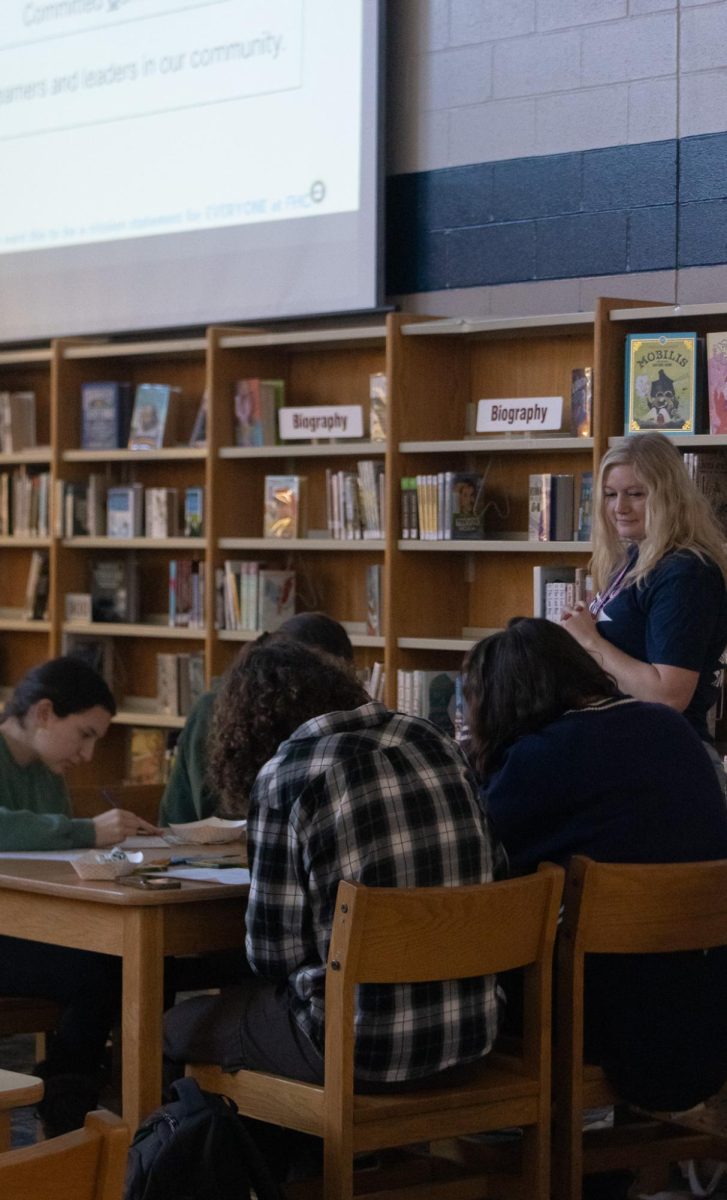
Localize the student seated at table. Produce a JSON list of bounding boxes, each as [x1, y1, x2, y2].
[[158, 612, 355, 826], [0, 656, 158, 1136], [464, 617, 727, 1114], [164, 638, 503, 1118]]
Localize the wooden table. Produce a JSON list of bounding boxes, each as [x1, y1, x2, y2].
[[0, 859, 248, 1130]]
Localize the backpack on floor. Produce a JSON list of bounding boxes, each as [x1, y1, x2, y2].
[[123, 1076, 285, 1200]]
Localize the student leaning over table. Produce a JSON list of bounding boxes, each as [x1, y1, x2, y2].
[[164, 637, 504, 1180], [0, 656, 158, 849], [0, 656, 158, 1139]]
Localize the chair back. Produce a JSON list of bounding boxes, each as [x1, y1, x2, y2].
[[325, 868, 564, 1122], [0, 1109, 130, 1200]]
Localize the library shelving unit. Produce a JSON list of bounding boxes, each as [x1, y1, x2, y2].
[[0, 346, 54, 685], [11, 297, 720, 784], [386, 310, 598, 692]]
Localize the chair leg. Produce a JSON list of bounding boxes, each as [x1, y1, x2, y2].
[[324, 1133, 353, 1200], [34, 1033, 47, 1063], [519, 1120, 550, 1200], [0, 1110, 10, 1151]]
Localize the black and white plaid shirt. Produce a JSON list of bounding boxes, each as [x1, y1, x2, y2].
[[245, 701, 503, 1084]]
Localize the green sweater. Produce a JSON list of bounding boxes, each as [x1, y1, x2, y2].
[[0, 732, 96, 851], [159, 690, 219, 825]]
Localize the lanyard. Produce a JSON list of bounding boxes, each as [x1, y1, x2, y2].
[[589, 558, 631, 618]]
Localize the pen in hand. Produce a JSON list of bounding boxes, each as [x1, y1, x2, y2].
[[91, 789, 162, 847]]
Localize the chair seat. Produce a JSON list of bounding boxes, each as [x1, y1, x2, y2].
[[0, 1070, 43, 1112]]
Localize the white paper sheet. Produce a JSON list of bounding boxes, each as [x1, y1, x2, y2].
[[165, 867, 250, 885]]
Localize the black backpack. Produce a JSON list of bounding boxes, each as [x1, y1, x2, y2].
[[123, 1077, 285, 1200]]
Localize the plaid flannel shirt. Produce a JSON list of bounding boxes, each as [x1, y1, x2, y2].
[[245, 701, 503, 1084]]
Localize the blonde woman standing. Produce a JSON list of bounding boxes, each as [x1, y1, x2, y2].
[[561, 433, 727, 786]]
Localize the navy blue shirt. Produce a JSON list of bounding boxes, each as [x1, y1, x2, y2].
[[482, 697, 727, 1110], [596, 550, 727, 741]]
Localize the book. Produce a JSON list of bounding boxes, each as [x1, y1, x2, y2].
[[63, 480, 88, 537], [683, 451, 727, 536], [528, 474, 574, 542], [366, 564, 383, 636], [156, 653, 180, 715], [86, 473, 108, 536], [570, 367, 593, 438], [145, 487, 179, 538], [533, 565, 593, 620], [575, 472, 593, 542], [183, 486, 204, 537], [23, 550, 49, 620], [625, 332, 697, 435], [90, 557, 140, 623], [64, 592, 93, 624], [256, 568, 296, 632], [450, 472, 484, 540], [0, 391, 36, 453], [188, 394, 207, 447], [263, 475, 307, 539], [396, 669, 459, 736], [62, 632, 114, 687], [80, 381, 133, 449], [126, 726, 167, 785], [234, 378, 283, 447], [706, 333, 727, 435], [127, 383, 178, 450], [106, 484, 144, 537], [369, 372, 387, 441]]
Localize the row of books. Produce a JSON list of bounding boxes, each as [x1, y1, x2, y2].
[[59, 480, 204, 539], [683, 451, 727, 535], [395, 669, 463, 739], [400, 472, 486, 541], [0, 468, 50, 537], [532, 566, 593, 623], [528, 473, 592, 543], [157, 651, 206, 717], [325, 462, 385, 540], [219, 563, 295, 633]]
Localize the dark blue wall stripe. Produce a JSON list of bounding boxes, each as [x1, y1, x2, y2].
[[386, 132, 727, 294]]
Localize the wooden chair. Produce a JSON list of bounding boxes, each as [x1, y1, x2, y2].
[[0, 1068, 43, 1151], [552, 855, 727, 1200], [188, 867, 564, 1200], [0, 1106, 130, 1200]]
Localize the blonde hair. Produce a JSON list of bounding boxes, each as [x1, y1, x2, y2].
[[591, 433, 727, 592]]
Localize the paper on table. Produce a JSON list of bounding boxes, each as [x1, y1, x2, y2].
[[0, 849, 89, 861], [165, 866, 250, 885]]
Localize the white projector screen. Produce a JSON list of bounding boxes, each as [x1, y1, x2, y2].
[[0, 0, 384, 343]]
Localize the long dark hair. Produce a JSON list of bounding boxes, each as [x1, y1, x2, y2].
[[277, 611, 354, 661], [209, 637, 369, 816], [1, 656, 116, 724], [464, 617, 618, 776]]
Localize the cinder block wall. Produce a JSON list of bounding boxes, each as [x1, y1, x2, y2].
[[385, 0, 727, 316]]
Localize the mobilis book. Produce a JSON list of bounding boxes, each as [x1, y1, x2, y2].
[[625, 333, 697, 435]]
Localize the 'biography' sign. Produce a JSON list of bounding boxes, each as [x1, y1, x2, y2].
[[279, 405, 364, 440], [476, 396, 563, 433]]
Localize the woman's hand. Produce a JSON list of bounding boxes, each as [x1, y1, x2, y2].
[[92, 809, 160, 846], [560, 603, 601, 653]]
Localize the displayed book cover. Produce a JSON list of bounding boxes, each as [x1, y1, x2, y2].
[[234, 378, 283, 447], [256, 568, 296, 631], [90, 557, 140, 623], [128, 383, 178, 450], [183, 486, 204, 536], [575, 472, 593, 541], [369, 372, 387, 441], [706, 332, 727, 435], [23, 550, 49, 620], [126, 726, 167, 785], [625, 333, 697, 434], [62, 632, 114, 688], [188, 394, 207, 447], [366, 563, 383, 636], [450, 472, 484, 540], [80, 381, 133, 450], [570, 367, 593, 438], [145, 487, 179, 538], [263, 475, 307, 539], [106, 483, 144, 538], [0, 391, 36, 453]]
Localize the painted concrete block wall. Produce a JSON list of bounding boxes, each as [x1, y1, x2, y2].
[[385, 0, 727, 316]]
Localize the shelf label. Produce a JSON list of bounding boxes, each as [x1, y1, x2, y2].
[[278, 405, 364, 440], [476, 396, 563, 433]]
